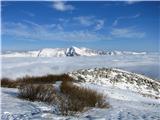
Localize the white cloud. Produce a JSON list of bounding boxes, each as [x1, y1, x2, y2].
[[3, 21, 145, 42], [52, 1, 74, 12], [94, 20, 104, 31], [111, 27, 145, 38], [113, 13, 141, 26], [73, 16, 105, 30], [2, 21, 110, 42], [73, 16, 94, 26], [113, 20, 118, 27], [125, 1, 139, 5], [22, 11, 35, 17]]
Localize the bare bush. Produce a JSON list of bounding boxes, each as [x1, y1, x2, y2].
[[3, 74, 110, 116], [18, 84, 56, 103], [1, 78, 19, 88], [60, 80, 110, 115], [1, 74, 73, 88], [18, 74, 73, 84]]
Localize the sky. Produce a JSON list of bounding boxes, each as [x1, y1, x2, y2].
[[1, 1, 160, 52]]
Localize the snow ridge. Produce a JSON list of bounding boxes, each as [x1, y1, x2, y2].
[[1, 46, 147, 57], [69, 68, 160, 99]]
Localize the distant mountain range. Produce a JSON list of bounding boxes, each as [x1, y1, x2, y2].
[[1, 46, 147, 57]]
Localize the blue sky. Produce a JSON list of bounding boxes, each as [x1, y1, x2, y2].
[[1, 1, 160, 52]]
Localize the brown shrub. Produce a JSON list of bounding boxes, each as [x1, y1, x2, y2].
[[60, 80, 110, 115], [18, 74, 73, 84], [2, 74, 110, 116], [58, 95, 79, 115], [1, 78, 19, 88], [18, 84, 57, 103], [1, 74, 73, 88]]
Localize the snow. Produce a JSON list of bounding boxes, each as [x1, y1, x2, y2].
[[1, 46, 149, 57], [1, 88, 49, 119], [1, 85, 76, 120], [1, 53, 160, 119], [38, 48, 66, 57], [66, 46, 98, 56], [1, 83, 160, 120], [69, 68, 160, 98], [1, 51, 39, 57], [79, 82, 160, 120], [1, 46, 99, 57]]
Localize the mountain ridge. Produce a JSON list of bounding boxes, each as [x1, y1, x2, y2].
[[68, 67, 160, 99], [1, 46, 147, 57]]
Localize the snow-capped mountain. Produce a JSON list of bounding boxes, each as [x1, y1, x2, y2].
[[69, 68, 160, 99], [1, 46, 147, 57], [65, 46, 98, 56], [37, 48, 66, 57]]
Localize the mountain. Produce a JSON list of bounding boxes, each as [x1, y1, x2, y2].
[[65, 46, 99, 56], [1, 46, 147, 57], [69, 68, 160, 99], [1, 68, 160, 119], [37, 48, 66, 57]]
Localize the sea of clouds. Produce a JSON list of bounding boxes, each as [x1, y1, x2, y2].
[[1, 54, 160, 80]]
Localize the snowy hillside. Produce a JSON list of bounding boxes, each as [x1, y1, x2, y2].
[[38, 48, 66, 57], [1, 46, 147, 57], [1, 68, 160, 120], [65, 46, 98, 56], [69, 68, 160, 99]]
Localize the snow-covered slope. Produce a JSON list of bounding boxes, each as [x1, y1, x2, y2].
[[1, 51, 40, 57], [1, 46, 147, 57], [65, 46, 98, 56], [37, 48, 66, 57], [1, 74, 160, 119], [1, 68, 160, 119], [69, 68, 160, 99]]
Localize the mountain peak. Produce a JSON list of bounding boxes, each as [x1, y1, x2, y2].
[[70, 46, 79, 49], [66, 46, 80, 56]]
